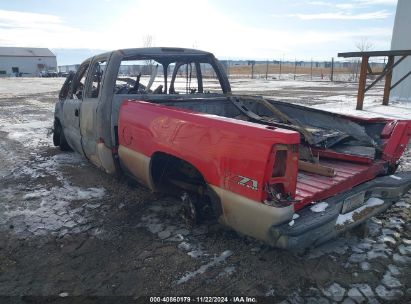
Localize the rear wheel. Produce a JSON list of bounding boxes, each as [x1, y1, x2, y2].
[[181, 191, 214, 228], [150, 153, 219, 228], [181, 192, 199, 228]]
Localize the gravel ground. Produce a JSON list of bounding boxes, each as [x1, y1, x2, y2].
[[0, 77, 410, 302]]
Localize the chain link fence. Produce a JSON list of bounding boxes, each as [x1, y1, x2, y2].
[[220, 58, 388, 82]]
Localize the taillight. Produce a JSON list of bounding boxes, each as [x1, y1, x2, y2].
[[264, 144, 299, 202]]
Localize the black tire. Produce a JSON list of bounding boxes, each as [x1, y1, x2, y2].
[[181, 191, 213, 228], [59, 125, 72, 151], [52, 122, 60, 146], [181, 192, 199, 228]]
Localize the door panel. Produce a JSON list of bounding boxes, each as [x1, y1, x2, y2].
[[80, 99, 100, 165], [62, 99, 83, 155], [80, 57, 107, 167], [60, 61, 90, 156]]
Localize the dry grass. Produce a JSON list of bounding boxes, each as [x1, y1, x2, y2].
[[227, 63, 383, 76]]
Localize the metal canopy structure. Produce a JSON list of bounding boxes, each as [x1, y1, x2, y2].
[[338, 49, 411, 110]]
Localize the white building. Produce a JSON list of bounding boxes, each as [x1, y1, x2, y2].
[[0, 47, 57, 77], [390, 0, 411, 101]]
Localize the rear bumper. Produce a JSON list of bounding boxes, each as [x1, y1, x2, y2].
[[268, 172, 411, 251]]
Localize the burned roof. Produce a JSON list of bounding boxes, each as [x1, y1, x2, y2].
[[90, 47, 214, 63], [118, 47, 212, 57]]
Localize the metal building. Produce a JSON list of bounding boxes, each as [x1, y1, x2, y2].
[[0, 47, 57, 77], [390, 0, 411, 101]]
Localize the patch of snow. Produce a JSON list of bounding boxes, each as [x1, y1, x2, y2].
[[347, 287, 365, 303], [398, 244, 411, 256], [355, 241, 373, 251], [178, 242, 192, 251], [348, 253, 366, 263], [312, 95, 411, 120], [375, 285, 403, 301], [366, 197, 385, 207], [366, 250, 388, 260], [218, 266, 236, 277], [393, 253, 411, 264], [146, 223, 164, 233], [322, 282, 346, 301], [336, 213, 354, 226], [265, 288, 275, 296], [389, 175, 402, 180], [250, 247, 261, 253], [378, 235, 397, 245], [387, 264, 401, 276], [288, 213, 301, 227], [187, 249, 205, 258], [394, 201, 410, 208], [341, 298, 356, 304], [0, 78, 64, 98], [158, 230, 171, 240], [177, 250, 233, 284], [310, 202, 328, 213], [382, 228, 400, 238], [4, 183, 105, 237], [360, 262, 371, 271], [381, 271, 402, 289]]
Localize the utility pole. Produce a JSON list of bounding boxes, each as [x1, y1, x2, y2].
[[248, 61, 256, 79], [279, 59, 282, 80], [294, 58, 297, 80], [330, 57, 334, 82], [310, 58, 313, 81]]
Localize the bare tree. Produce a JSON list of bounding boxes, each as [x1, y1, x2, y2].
[[142, 35, 153, 48], [142, 35, 154, 74], [355, 37, 374, 52], [350, 37, 375, 81]]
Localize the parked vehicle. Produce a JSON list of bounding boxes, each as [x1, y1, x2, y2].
[[54, 47, 411, 250], [58, 71, 69, 78], [40, 70, 58, 77]]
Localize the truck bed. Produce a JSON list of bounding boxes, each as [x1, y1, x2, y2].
[[115, 95, 411, 210]]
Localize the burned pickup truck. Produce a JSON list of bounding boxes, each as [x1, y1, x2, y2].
[[54, 47, 411, 250]]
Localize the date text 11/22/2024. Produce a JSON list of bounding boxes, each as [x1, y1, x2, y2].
[[149, 296, 257, 303]]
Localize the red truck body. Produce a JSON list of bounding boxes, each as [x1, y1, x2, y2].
[[119, 100, 300, 203]]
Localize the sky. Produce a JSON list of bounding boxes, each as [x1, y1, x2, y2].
[[0, 0, 398, 65]]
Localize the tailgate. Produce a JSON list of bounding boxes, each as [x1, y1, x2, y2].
[[269, 171, 411, 250]]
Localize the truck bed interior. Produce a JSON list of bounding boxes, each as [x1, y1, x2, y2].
[[295, 158, 383, 208], [114, 93, 391, 206]]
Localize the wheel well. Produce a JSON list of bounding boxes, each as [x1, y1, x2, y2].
[[150, 152, 205, 192], [150, 152, 222, 217]]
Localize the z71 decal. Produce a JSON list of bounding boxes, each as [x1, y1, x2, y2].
[[224, 171, 259, 191]]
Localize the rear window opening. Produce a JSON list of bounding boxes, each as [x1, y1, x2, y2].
[[114, 59, 223, 95]]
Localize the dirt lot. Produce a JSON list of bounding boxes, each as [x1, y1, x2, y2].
[[0, 78, 410, 303]]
